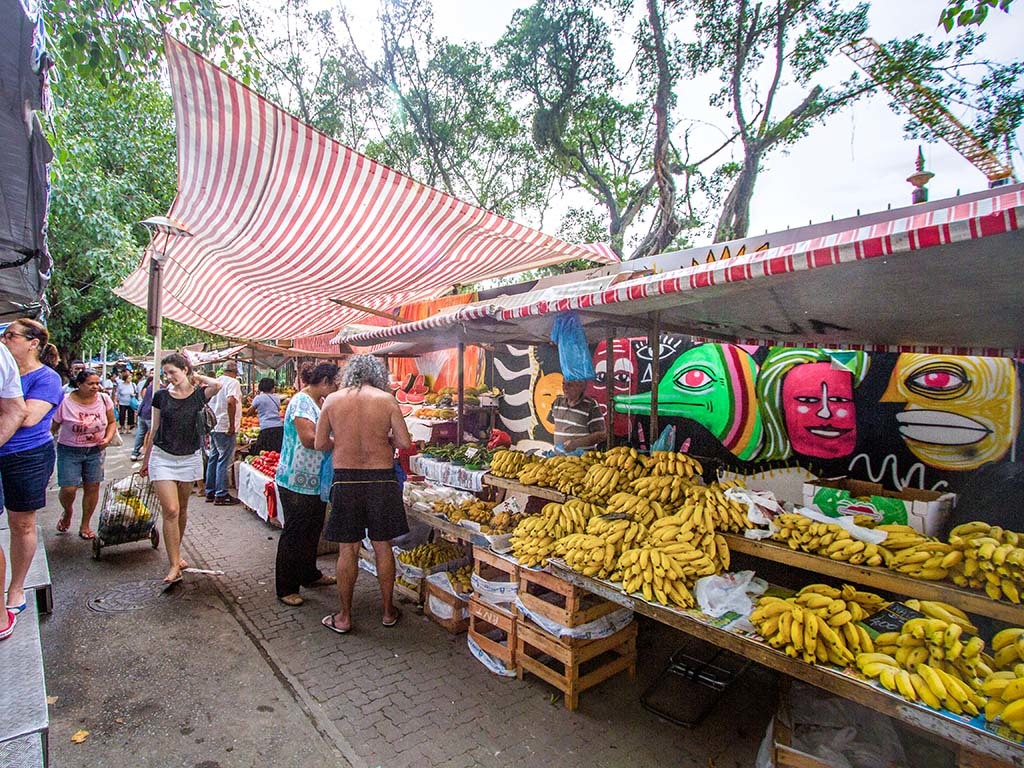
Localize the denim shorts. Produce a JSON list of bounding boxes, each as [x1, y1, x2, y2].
[[56, 443, 105, 487], [0, 440, 56, 512]]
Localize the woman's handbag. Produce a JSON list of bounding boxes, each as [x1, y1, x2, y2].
[[109, 429, 123, 447], [195, 390, 216, 437]]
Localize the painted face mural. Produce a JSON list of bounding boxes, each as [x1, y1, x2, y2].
[[782, 362, 857, 458], [614, 344, 763, 460], [533, 372, 563, 436], [587, 340, 637, 437], [882, 354, 1021, 471]]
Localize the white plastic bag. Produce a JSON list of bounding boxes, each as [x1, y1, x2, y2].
[[471, 571, 518, 606], [694, 570, 767, 619], [426, 571, 469, 621], [514, 596, 634, 640], [467, 633, 516, 677]]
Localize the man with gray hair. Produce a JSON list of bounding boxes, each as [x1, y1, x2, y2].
[[315, 354, 411, 634]]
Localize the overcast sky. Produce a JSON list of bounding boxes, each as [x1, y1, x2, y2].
[[398, 0, 1022, 239]]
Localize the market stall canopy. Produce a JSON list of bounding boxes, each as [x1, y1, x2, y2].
[[114, 36, 617, 341], [182, 340, 341, 369], [335, 185, 1024, 356]]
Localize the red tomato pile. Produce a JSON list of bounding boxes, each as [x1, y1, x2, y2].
[[248, 450, 280, 476]]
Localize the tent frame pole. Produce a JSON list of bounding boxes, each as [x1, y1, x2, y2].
[[649, 312, 661, 445], [605, 330, 614, 451], [456, 342, 465, 447]]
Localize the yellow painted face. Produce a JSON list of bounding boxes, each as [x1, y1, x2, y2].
[[881, 354, 1020, 470], [533, 373, 564, 436]]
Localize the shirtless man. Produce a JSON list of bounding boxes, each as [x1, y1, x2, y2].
[[315, 354, 411, 634]]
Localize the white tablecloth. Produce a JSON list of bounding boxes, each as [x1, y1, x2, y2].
[[404, 416, 454, 443], [409, 454, 488, 492], [236, 461, 285, 527]]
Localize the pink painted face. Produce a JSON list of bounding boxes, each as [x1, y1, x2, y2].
[[782, 362, 857, 458], [587, 340, 637, 436]]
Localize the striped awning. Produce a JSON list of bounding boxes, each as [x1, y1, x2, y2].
[[331, 186, 1024, 356], [114, 36, 617, 341], [498, 186, 1024, 355]]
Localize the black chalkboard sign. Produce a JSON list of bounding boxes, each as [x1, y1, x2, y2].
[[862, 602, 924, 637]]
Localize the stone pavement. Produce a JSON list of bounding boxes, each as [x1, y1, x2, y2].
[[37, 436, 778, 767]]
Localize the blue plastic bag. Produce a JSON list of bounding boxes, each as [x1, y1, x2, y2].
[[551, 311, 595, 381], [319, 453, 334, 503]]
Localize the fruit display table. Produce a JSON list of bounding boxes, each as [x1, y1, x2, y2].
[[409, 455, 489, 492], [236, 461, 285, 527], [546, 559, 1024, 767]]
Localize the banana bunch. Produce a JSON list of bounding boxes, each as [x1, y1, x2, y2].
[[446, 565, 474, 594], [562, 498, 605, 523], [682, 484, 754, 533], [856, 654, 985, 715], [631, 474, 699, 508], [991, 627, 1024, 671], [874, 524, 931, 552], [488, 449, 534, 479], [872, 615, 990, 695], [947, 521, 1024, 603], [578, 463, 627, 503], [480, 509, 520, 535], [397, 541, 466, 569], [440, 499, 496, 524], [646, 513, 729, 571], [600, 446, 648, 481], [884, 540, 958, 581], [586, 515, 649, 554], [903, 598, 979, 635], [605, 491, 667, 527], [750, 588, 875, 666], [549, 456, 591, 496], [555, 533, 619, 578], [510, 514, 559, 568], [772, 514, 885, 566], [616, 546, 699, 608], [645, 451, 703, 478], [516, 457, 567, 488], [983, 665, 1024, 733]]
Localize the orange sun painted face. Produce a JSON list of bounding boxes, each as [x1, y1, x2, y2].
[[882, 354, 1020, 470], [533, 373, 564, 436]]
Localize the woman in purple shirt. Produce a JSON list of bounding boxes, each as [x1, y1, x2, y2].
[[0, 319, 63, 615]]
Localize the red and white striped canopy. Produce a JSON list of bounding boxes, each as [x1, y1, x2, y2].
[[114, 37, 617, 341]]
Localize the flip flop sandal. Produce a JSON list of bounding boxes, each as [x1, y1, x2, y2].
[[56, 515, 71, 534], [382, 607, 402, 628], [6, 601, 25, 615], [321, 614, 351, 635], [78, 530, 96, 540], [0, 611, 15, 641]]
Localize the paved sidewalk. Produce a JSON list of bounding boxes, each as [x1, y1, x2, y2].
[[37, 438, 776, 767]]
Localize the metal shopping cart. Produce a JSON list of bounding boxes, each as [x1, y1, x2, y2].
[[92, 473, 161, 559]]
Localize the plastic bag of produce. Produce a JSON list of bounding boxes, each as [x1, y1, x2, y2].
[[426, 571, 470, 621], [550, 311, 595, 381], [470, 571, 518, 606], [467, 633, 516, 677], [514, 596, 634, 640], [694, 570, 767, 619]]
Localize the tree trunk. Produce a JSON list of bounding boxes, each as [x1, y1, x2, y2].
[[714, 144, 763, 242]]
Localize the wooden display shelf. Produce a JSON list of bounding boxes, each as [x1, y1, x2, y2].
[[518, 566, 621, 628], [723, 533, 1024, 626], [424, 580, 470, 634], [483, 474, 567, 503], [545, 559, 1024, 766], [406, 507, 489, 546]]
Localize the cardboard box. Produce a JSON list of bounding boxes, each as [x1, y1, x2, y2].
[[802, 477, 955, 537]]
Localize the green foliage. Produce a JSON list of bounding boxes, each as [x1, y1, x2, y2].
[[46, 0, 250, 84], [940, 0, 1015, 32]]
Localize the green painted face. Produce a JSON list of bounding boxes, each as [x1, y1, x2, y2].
[[615, 344, 763, 460]]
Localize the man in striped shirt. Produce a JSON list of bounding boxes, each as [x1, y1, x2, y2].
[[551, 379, 607, 452]]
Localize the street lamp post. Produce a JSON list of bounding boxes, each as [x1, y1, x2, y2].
[[140, 216, 193, 379]]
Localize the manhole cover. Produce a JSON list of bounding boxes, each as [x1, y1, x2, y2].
[[88, 580, 185, 613]]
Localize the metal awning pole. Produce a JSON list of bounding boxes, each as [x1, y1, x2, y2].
[[649, 312, 661, 445], [456, 342, 465, 447], [605, 329, 614, 450]]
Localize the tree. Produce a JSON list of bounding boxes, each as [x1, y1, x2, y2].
[[940, 0, 1015, 31], [683, 0, 873, 242], [44, 76, 178, 365], [340, 0, 554, 221], [498, 0, 698, 258], [46, 0, 250, 84]]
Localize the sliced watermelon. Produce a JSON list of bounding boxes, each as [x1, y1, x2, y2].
[[405, 392, 426, 405], [399, 404, 413, 416], [395, 389, 408, 403]]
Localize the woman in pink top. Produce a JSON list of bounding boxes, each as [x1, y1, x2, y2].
[[51, 370, 116, 539]]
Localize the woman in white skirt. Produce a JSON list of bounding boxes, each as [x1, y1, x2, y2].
[[140, 352, 221, 584]]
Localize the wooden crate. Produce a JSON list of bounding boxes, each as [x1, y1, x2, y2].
[[472, 546, 519, 607], [516, 618, 637, 711], [394, 576, 423, 605], [468, 596, 517, 669], [517, 566, 620, 627], [424, 579, 470, 634]]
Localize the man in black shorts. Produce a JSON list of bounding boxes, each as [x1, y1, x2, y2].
[[315, 355, 412, 634]]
